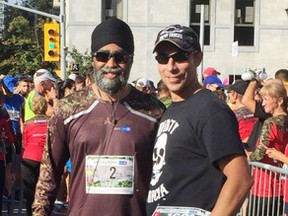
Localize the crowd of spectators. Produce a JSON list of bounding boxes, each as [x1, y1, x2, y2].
[[1, 63, 288, 216], [0, 17, 288, 216]]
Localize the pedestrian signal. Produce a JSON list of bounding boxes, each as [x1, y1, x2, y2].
[[44, 23, 60, 62], [70, 64, 79, 72]]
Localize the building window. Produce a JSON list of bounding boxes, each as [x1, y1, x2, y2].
[[234, 0, 255, 46], [229, 74, 242, 85], [190, 0, 210, 45], [101, 0, 123, 21]]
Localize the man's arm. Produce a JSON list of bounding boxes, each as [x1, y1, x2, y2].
[[20, 103, 24, 134], [266, 148, 288, 164], [32, 138, 63, 215], [32, 113, 68, 215], [45, 86, 59, 116], [249, 120, 271, 162], [211, 154, 253, 216], [241, 80, 258, 113]]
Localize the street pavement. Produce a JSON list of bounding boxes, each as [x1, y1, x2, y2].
[[2, 200, 67, 216], [2, 200, 27, 215]]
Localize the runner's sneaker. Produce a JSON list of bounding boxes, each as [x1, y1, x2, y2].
[[2, 194, 12, 203], [14, 190, 21, 202], [53, 200, 67, 215], [53, 203, 67, 215]]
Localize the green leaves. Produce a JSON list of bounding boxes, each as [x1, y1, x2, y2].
[[0, 16, 47, 75], [0, 0, 91, 78], [66, 47, 93, 76], [0, 0, 56, 76]]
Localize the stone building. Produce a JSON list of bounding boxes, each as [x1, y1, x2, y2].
[[64, 0, 288, 83]]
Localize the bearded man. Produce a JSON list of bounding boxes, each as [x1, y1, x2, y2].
[[32, 18, 165, 216]]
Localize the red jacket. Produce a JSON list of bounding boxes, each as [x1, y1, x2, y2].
[[251, 116, 288, 197], [0, 107, 16, 161], [22, 115, 49, 162]]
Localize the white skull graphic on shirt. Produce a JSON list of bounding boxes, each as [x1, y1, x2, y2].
[[150, 133, 167, 186]]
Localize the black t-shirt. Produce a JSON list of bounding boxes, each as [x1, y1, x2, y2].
[[246, 100, 271, 151], [146, 89, 245, 215]]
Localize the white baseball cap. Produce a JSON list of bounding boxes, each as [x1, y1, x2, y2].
[[68, 73, 78, 81], [33, 69, 57, 86], [136, 78, 150, 88]]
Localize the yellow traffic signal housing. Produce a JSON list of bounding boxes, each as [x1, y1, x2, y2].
[[55, 69, 61, 78], [44, 23, 60, 62]]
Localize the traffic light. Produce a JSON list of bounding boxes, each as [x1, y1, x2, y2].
[[44, 23, 60, 62], [55, 70, 61, 78]]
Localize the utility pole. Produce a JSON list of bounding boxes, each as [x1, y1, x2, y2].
[[198, 4, 205, 83], [0, 1, 66, 79], [60, 0, 65, 79]]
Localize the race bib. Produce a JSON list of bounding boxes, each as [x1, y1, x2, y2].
[[152, 206, 211, 216], [85, 155, 134, 195], [7, 109, 20, 121]]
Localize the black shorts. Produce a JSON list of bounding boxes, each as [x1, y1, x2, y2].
[[5, 145, 13, 163], [15, 133, 22, 155]]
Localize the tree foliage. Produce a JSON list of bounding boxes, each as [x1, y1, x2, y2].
[[0, 0, 91, 78], [27, 0, 53, 13], [66, 47, 92, 76], [0, 0, 56, 76]]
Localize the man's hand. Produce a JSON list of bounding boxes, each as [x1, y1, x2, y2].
[[45, 86, 57, 102]]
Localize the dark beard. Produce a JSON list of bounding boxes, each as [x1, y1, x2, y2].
[[94, 66, 129, 95]]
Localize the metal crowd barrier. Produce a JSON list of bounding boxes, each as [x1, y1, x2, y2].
[[240, 161, 288, 216]]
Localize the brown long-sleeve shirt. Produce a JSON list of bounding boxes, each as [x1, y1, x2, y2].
[[32, 85, 165, 216]]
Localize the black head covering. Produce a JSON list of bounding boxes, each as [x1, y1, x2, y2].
[[91, 18, 134, 54]]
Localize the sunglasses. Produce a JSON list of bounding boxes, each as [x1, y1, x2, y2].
[[155, 51, 192, 64], [93, 50, 133, 64]]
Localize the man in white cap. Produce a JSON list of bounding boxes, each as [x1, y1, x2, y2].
[[24, 68, 57, 121]]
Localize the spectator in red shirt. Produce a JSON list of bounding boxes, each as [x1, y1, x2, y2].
[[224, 80, 258, 156], [250, 82, 288, 215], [21, 95, 49, 216]]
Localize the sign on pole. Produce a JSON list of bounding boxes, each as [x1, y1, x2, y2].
[[232, 41, 239, 57]]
